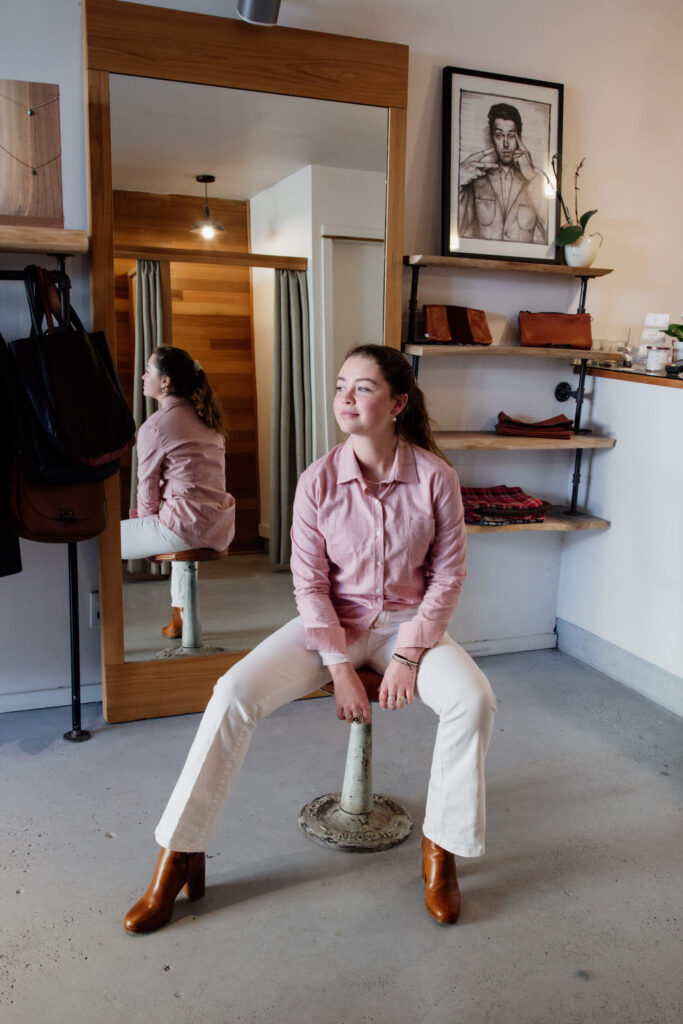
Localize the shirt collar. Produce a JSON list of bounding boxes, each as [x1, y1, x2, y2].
[[337, 437, 419, 485], [160, 395, 186, 410]]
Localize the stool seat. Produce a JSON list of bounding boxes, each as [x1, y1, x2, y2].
[[152, 549, 228, 659], [299, 666, 413, 853], [149, 548, 228, 563]]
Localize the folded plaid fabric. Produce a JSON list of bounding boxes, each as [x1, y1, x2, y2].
[[469, 513, 546, 526], [495, 411, 574, 439], [461, 485, 546, 511], [461, 486, 549, 525]]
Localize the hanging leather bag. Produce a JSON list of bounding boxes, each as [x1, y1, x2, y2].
[[3, 331, 120, 486], [9, 267, 136, 466], [10, 456, 107, 543], [518, 311, 593, 349]]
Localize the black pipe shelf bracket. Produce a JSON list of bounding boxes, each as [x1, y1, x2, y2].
[[1, 251, 92, 742]]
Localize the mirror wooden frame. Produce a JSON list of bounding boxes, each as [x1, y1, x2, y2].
[[84, 0, 408, 723]]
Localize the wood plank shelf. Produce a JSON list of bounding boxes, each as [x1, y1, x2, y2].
[[404, 254, 613, 278], [0, 225, 89, 255], [437, 431, 616, 451], [466, 508, 609, 533], [404, 343, 623, 361]]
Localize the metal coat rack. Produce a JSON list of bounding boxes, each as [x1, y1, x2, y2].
[[1, 254, 91, 742]]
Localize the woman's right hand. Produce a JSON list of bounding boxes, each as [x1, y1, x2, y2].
[[327, 662, 371, 724]]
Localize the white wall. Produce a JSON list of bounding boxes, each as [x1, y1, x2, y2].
[[2, 0, 682, 711], [249, 166, 313, 536], [558, 379, 683, 680]]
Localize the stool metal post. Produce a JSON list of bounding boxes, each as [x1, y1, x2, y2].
[[339, 722, 373, 815], [181, 561, 202, 648]]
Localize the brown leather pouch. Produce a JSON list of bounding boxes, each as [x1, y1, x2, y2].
[[424, 305, 492, 345], [10, 458, 107, 543], [518, 311, 593, 349]]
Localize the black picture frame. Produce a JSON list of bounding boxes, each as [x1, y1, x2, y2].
[[442, 67, 563, 263]]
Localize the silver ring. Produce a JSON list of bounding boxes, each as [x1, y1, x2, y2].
[[388, 694, 396, 703]]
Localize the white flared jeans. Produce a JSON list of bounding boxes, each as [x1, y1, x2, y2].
[[120, 516, 191, 608], [155, 608, 496, 858]]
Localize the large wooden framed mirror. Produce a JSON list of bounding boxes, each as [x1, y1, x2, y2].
[[84, 0, 408, 723]]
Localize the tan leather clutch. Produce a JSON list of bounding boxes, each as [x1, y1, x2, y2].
[[518, 311, 593, 349]]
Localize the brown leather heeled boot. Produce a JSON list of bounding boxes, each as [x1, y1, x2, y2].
[[124, 848, 205, 934], [422, 836, 461, 925], [161, 607, 183, 639]]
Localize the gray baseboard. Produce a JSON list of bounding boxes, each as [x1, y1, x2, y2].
[[557, 619, 683, 719], [462, 632, 557, 658], [0, 683, 102, 715]]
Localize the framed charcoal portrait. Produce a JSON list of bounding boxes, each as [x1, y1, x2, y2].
[[442, 67, 563, 263]]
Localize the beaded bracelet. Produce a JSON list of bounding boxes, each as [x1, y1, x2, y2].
[[392, 652, 420, 671]]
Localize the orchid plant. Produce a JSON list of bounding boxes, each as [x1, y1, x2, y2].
[[547, 155, 599, 247]]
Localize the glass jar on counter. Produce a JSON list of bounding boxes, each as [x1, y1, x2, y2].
[[645, 345, 669, 373]]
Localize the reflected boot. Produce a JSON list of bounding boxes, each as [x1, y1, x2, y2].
[[161, 607, 183, 639], [124, 848, 205, 934], [421, 836, 461, 925]]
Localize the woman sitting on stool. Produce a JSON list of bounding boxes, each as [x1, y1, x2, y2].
[[124, 344, 495, 932], [120, 346, 235, 636]]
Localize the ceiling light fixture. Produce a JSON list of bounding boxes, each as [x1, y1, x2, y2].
[[191, 174, 225, 240], [237, 0, 281, 26]]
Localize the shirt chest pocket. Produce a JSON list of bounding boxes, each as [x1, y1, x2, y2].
[[406, 515, 435, 568]]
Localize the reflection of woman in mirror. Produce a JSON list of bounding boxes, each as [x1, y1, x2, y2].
[[120, 346, 235, 635], [124, 344, 495, 933]]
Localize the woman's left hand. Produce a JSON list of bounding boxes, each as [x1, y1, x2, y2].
[[379, 647, 424, 710]]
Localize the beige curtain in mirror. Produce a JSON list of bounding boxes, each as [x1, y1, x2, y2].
[[269, 269, 313, 565], [127, 260, 168, 575]]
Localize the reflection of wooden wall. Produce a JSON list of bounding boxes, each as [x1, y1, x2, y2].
[[113, 191, 260, 552]]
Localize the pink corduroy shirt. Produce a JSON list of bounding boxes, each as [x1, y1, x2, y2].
[[135, 396, 235, 553], [290, 437, 467, 655]]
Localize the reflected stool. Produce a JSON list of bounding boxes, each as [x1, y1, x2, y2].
[[299, 667, 413, 852], [150, 548, 228, 658]]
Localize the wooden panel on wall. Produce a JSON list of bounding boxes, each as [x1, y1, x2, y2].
[[113, 190, 250, 254], [0, 80, 63, 227], [171, 261, 260, 551]]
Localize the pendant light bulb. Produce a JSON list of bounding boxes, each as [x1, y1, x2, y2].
[[191, 175, 225, 240]]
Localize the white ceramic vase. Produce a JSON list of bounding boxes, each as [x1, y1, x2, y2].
[[564, 232, 601, 268]]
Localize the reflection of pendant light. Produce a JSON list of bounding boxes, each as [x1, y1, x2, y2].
[[237, 0, 281, 26], [191, 174, 225, 240]]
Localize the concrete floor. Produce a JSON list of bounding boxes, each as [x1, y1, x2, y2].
[[1, 649, 681, 1024]]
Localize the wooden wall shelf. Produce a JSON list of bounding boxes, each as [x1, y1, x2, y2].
[[437, 431, 616, 451], [0, 225, 89, 255], [466, 508, 609, 534], [404, 343, 623, 362], [404, 254, 613, 278]]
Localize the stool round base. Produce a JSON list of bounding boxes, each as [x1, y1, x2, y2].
[[155, 645, 225, 659], [299, 793, 413, 852]]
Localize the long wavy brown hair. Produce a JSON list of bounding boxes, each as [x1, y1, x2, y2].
[[343, 344, 446, 461], [152, 346, 228, 437]]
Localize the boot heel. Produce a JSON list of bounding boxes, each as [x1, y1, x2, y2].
[[183, 853, 206, 901]]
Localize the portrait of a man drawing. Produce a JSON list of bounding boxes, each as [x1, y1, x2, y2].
[[442, 69, 563, 262]]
